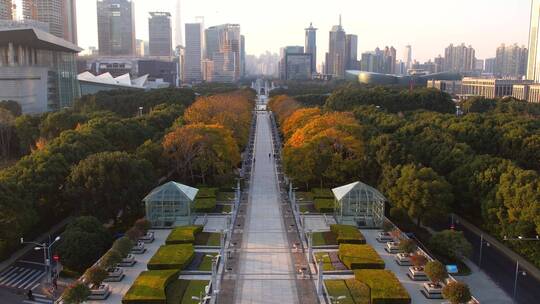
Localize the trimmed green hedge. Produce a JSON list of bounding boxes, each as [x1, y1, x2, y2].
[[355, 270, 411, 304], [339, 244, 385, 270], [324, 280, 355, 304], [147, 244, 194, 270], [345, 279, 370, 304], [166, 226, 203, 245], [331, 224, 366, 244], [193, 197, 217, 213], [314, 198, 335, 213], [311, 188, 334, 198], [122, 270, 178, 304], [196, 187, 218, 198]]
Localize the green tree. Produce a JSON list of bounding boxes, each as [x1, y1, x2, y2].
[[14, 114, 41, 155], [398, 239, 417, 254], [0, 100, 22, 117], [424, 261, 448, 284], [0, 108, 15, 159], [85, 266, 108, 287], [39, 110, 87, 139], [429, 230, 472, 260], [100, 250, 122, 269], [111, 237, 133, 257], [63, 283, 90, 304], [442, 281, 472, 304]]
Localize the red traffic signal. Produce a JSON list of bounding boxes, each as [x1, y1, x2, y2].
[[53, 255, 60, 262]]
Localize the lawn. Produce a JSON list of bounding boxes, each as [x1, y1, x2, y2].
[[311, 188, 334, 199], [312, 231, 338, 246], [166, 226, 203, 244], [296, 192, 313, 201], [314, 198, 335, 213], [197, 255, 214, 271], [338, 244, 385, 270], [194, 232, 221, 247], [180, 280, 210, 303], [165, 280, 210, 304], [315, 252, 335, 271], [355, 269, 411, 304], [331, 224, 366, 244], [147, 244, 195, 270], [196, 187, 218, 198], [193, 197, 217, 213], [123, 270, 178, 304], [217, 192, 235, 201]]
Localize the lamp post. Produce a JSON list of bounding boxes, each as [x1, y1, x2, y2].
[[21, 236, 61, 284], [317, 254, 329, 295], [502, 235, 538, 301], [478, 233, 490, 269], [513, 261, 527, 301], [307, 229, 313, 264]]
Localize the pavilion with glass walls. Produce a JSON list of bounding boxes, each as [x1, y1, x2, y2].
[[143, 182, 199, 228], [332, 181, 386, 228]]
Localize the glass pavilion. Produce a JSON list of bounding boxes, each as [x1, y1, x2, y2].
[[332, 181, 386, 228], [143, 182, 199, 228]]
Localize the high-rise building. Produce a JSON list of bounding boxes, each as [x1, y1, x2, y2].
[[21, 0, 77, 43], [305, 22, 317, 74], [485, 57, 496, 74], [383, 46, 396, 74], [280, 46, 304, 79], [97, 0, 136, 56], [205, 26, 219, 60], [404, 45, 412, 69], [241, 35, 246, 78], [203, 24, 242, 82], [184, 22, 203, 83], [434, 55, 445, 73], [494, 43, 528, 78], [444, 43, 476, 73], [345, 34, 359, 70], [148, 12, 172, 58], [0, 0, 12, 20], [528, 0, 540, 81], [175, 0, 182, 47], [360, 47, 396, 74], [326, 16, 346, 78]]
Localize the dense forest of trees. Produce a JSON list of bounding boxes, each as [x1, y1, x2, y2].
[[270, 85, 540, 267]]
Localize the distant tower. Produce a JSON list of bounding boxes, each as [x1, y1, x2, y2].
[[305, 22, 317, 74], [326, 15, 346, 78], [0, 0, 12, 20], [404, 45, 412, 70], [175, 0, 183, 47]]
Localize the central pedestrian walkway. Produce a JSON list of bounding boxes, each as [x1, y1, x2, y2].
[[235, 110, 299, 304]]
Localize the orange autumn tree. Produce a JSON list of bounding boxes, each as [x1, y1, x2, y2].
[[268, 95, 301, 125], [183, 91, 254, 149], [281, 108, 322, 140], [163, 123, 240, 183]]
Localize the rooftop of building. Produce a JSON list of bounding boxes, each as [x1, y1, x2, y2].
[[0, 25, 82, 53]]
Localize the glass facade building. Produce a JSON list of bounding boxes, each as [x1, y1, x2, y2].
[[528, 0, 540, 81], [332, 181, 386, 228], [143, 182, 199, 228], [97, 0, 136, 56]]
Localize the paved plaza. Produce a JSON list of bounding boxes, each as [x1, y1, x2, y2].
[[234, 112, 299, 304]]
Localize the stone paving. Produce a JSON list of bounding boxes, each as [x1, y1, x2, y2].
[[234, 112, 300, 304]]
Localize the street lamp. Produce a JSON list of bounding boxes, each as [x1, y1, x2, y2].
[[478, 234, 490, 268], [138, 106, 143, 117], [317, 254, 329, 295], [21, 236, 61, 284], [513, 261, 527, 301], [504, 235, 540, 241]]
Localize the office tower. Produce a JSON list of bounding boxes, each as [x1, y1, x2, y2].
[[280, 46, 304, 79], [383, 46, 396, 74], [21, 0, 77, 43], [97, 0, 136, 56], [175, 0, 183, 47], [495, 43, 528, 78], [279, 46, 311, 80], [444, 43, 476, 72], [305, 22, 317, 74], [404, 45, 412, 69], [241, 35, 246, 78], [204, 24, 241, 82], [205, 26, 219, 60], [136, 39, 146, 57], [326, 15, 346, 78], [434, 55, 444, 73], [528, 0, 540, 81], [184, 23, 203, 83], [149, 12, 172, 57], [345, 34, 358, 70], [485, 57, 496, 74], [0, 0, 11, 20]]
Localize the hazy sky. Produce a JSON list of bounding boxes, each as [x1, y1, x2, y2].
[[76, 0, 530, 64]]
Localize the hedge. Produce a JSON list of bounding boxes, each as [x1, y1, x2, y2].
[[165, 226, 203, 244], [122, 270, 178, 304], [324, 280, 355, 304], [355, 270, 411, 304], [193, 197, 217, 213], [314, 198, 335, 213], [339, 244, 385, 270], [311, 188, 334, 198], [147, 244, 194, 270], [331, 224, 366, 244], [196, 187, 218, 198], [345, 279, 370, 304]]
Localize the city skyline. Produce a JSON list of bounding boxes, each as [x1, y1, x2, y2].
[[73, 0, 529, 64]]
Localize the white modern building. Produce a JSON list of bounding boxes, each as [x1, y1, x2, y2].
[[78, 71, 169, 95]]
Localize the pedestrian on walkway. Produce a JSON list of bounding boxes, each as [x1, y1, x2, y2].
[[268, 153, 271, 159], [27, 289, 34, 301]]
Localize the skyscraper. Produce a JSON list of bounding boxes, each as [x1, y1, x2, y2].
[[444, 43, 476, 73], [528, 0, 540, 81], [0, 0, 12, 20], [383, 46, 396, 74], [204, 24, 242, 82], [149, 12, 172, 57], [345, 34, 358, 70], [21, 0, 77, 43], [326, 15, 346, 78], [305, 23, 317, 74], [495, 43, 528, 78], [241, 35, 246, 78], [404, 45, 412, 70], [184, 22, 203, 83], [175, 0, 183, 47], [97, 0, 136, 56]]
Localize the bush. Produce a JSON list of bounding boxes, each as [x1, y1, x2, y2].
[[134, 218, 151, 234], [442, 281, 472, 304], [324, 280, 355, 304], [424, 261, 448, 284], [382, 221, 394, 233], [122, 270, 179, 304], [331, 225, 366, 244], [410, 254, 428, 267], [429, 230, 472, 260], [314, 198, 335, 213], [100, 249, 123, 268], [311, 188, 334, 198], [398, 239, 417, 254], [63, 282, 91, 304], [85, 266, 108, 287], [196, 187, 218, 198], [147, 244, 194, 270], [339, 244, 385, 270], [193, 197, 217, 213], [165, 226, 203, 244], [112, 237, 134, 257], [345, 278, 370, 304], [355, 269, 411, 304]]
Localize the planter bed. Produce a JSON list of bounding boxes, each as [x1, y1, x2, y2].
[[194, 232, 221, 247], [184, 252, 214, 272], [216, 192, 235, 202], [354, 269, 411, 304], [311, 188, 334, 199], [123, 270, 178, 304], [324, 280, 355, 304], [193, 197, 217, 213], [147, 244, 194, 270], [166, 226, 203, 244], [314, 198, 335, 213], [338, 244, 385, 270], [299, 203, 316, 213], [331, 225, 366, 244], [312, 231, 338, 247]]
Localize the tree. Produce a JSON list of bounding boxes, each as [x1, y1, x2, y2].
[[281, 108, 321, 140], [442, 281, 472, 304], [100, 250, 122, 269], [0, 100, 22, 117], [125, 227, 143, 242], [85, 266, 108, 288], [387, 164, 453, 226], [398, 239, 417, 254], [429, 230, 473, 260], [112, 237, 133, 257], [134, 218, 151, 234], [39, 110, 87, 139], [63, 283, 90, 304], [424, 261, 448, 284], [410, 254, 428, 267], [14, 114, 41, 155], [56, 217, 112, 272], [66, 151, 154, 222], [0, 108, 15, 159]]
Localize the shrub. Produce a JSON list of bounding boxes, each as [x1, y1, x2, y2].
[[196, 187, 218, 198], [165, 226, 203, 244], [85, 266, 108, 288], [311, 188, 334, 198], [147, 244, 194, 270], [112, 237, 134, 257], [193, 197, 217, 213], [122, 270, 179, 304], [410, 254, 428, 267], [331, 225, 366, 244], [424, 261, 448, 284], [134, 218, 151, 234], [314, 198, 335, 213], [382, 221, 394, 233], [355, 269, 411, 304], [338, 244, 385, 270], [100, 250, 123, 268], [398, 239, 417, 254], [324, 280, 355, 304], [345, 279, 370, 304], [429, 230, 472, 260], [442, 281, 472, 304], [63, 283, 91, 304]]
